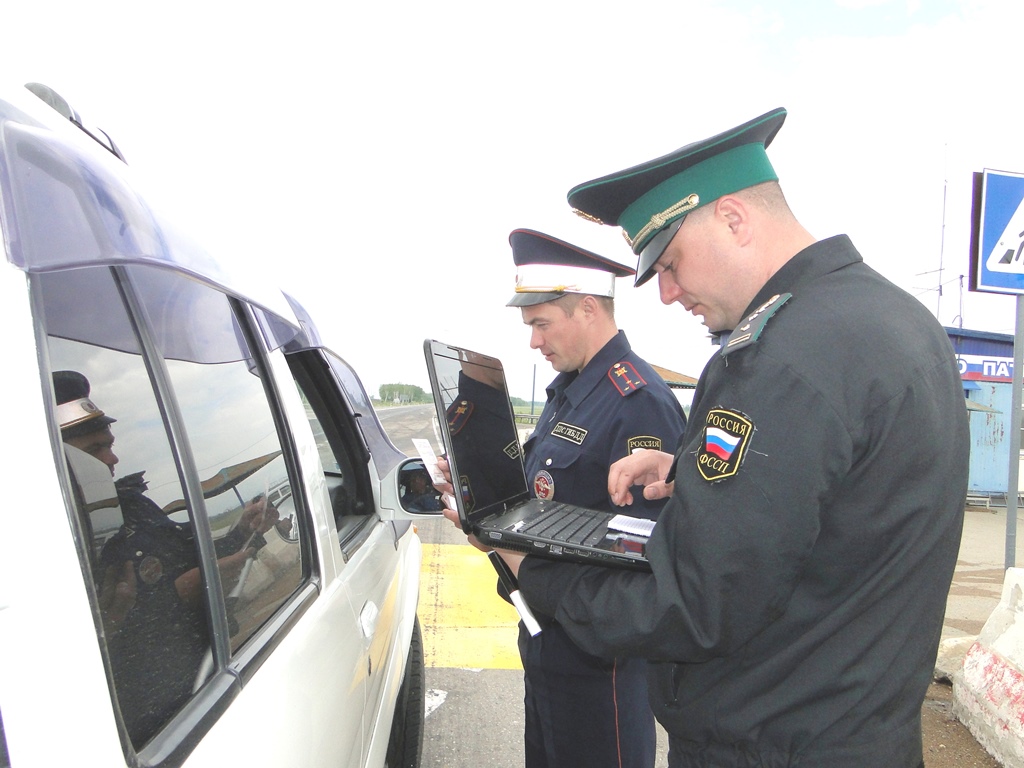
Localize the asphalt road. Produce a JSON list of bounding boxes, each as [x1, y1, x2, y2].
[[375, 403, 1008, 768], [375, 403, 440, 457]]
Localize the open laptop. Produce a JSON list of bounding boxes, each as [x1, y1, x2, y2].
[[423, 338, 653, 571]]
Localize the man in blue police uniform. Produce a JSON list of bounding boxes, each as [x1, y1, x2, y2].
[[445, 229, 687, 768], [499, 111, 970, 768], [55, 371, 276, 744]]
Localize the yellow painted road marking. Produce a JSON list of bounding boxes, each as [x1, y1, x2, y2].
[[419, 540, 523, 670]]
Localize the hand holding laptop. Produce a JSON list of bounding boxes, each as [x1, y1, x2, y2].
[[424, 338, 653, 571], [429, 450, 539, 633], [434, 456, 499, 551]]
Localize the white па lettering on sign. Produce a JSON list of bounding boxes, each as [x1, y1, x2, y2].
[[957, 354, 1014, 381], [984, 360, 1012, 378]]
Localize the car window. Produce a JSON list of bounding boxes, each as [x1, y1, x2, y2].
[[34, 264, 308, 753], [287, 350, 377, 551], [38, 269, 213, 750], [132, 267, 305, 653], [325, 354, 405, 479]]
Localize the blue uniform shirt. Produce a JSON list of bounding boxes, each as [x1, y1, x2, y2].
[[524, 331, 686, 520]]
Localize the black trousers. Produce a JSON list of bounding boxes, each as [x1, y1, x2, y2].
[[520, 621, 656, 768]]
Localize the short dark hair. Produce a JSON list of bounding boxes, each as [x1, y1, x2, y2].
[[554, 293, 615, 320]]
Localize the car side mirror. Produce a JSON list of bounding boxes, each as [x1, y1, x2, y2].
[[397, 458, 445, 515]]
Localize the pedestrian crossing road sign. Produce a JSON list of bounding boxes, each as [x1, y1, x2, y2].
[[972, 168, 1024, 295]]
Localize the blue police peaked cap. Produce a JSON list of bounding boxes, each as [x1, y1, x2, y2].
[[567, 108, 787, 286], [507, 229, 634, 307]]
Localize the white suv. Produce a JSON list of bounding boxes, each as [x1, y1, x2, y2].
[[0, 82, 434, 768]]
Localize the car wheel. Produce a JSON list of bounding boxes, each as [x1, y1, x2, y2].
[[385, 615, 425, 768]]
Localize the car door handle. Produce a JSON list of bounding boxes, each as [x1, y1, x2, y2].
[[359, 600, 379, 639]]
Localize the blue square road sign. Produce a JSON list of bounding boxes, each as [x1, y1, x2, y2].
[[976, 169, 1024, 295]]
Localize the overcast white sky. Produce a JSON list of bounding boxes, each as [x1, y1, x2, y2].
[[4, 0, 1023, 401]]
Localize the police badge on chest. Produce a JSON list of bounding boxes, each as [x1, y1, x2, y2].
[[533, 470, 555, 500]]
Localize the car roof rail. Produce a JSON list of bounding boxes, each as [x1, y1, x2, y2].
[[24, 82, 126, 163]]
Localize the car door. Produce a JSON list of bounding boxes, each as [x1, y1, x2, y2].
[[285, 348, 405, 764]]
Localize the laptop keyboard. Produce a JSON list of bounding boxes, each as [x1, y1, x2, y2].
[[520, 507, 608, 546]]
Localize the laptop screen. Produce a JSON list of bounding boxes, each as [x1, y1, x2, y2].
[[425, 340, 532, 524]]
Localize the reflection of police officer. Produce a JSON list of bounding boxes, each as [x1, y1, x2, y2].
[[446, 369, 524, 514], [505, 231, 687, 768], [54, 371, 269, 744]]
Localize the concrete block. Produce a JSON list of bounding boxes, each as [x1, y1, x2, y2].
[[936, 635, 978, 684], [953, 566, 1024, 767]]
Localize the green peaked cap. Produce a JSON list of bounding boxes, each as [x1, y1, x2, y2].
[[567, 108, 787, 285]]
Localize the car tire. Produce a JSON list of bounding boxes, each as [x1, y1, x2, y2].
[[385, 615, 425, 768]]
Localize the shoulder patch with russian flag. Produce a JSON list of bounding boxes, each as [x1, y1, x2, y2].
[[697, 408, 754, 482]]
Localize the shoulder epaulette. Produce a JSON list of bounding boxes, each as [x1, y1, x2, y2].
[[607, 361, 648, 397], [446, 399, 474, 435], [720, 293, 792, 357]]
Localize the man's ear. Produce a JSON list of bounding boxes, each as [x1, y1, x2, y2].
[[579, 294, 598, 318], [716, 196, 753, 245]]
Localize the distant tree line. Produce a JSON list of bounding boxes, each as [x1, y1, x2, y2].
[[376, 384, 541, 410], [511, 396, 545, 411], [379, 383, 430, 404]]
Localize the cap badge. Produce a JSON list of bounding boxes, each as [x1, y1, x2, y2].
[[56, 397, 107, 430]]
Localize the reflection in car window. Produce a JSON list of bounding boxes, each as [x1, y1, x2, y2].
[[38, 272, 211, 750], [35, 264, 307, 753], [147, 278, 304, 653]]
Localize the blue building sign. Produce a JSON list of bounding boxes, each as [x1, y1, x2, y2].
[[957, 353, 1013, 382]]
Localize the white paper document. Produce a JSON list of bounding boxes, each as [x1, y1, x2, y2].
[[608, 514, 656, 537], [412, 438, 445, 485]]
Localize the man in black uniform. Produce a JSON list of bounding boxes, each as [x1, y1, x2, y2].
[[499, 110, 969, 768], [443, 229, 687, 768]]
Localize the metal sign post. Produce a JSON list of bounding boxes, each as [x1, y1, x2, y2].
[[1007, 296, 1024, 569]]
